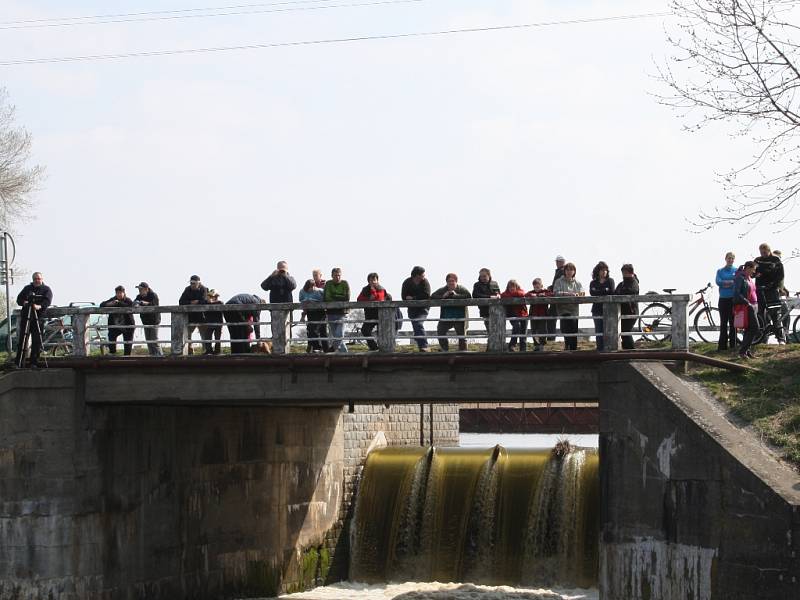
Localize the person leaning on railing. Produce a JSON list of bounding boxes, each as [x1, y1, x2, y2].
[[472, 268, 500, 331], [100, 286, 135, 356], [552, 263, 584, 351], [589, 261, 614, 352], [431, 273, 472, 352], [224, 292, 264, 354], [401, 266, 431, 352], [299, 279, 328, 353], [357, 273, 393, 352], [525, 278, 549, 352], [324, 268, 350, 353], [179, 275, 208, 355], [134, 282, 162, 357], [615, 264, 639, 350], [501, 279, 528, 352], [201, 289, 223, 355]]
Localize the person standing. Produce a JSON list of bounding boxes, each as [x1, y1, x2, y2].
[[312, 268, 326, 290], [100, 286, 135, 355], [402, 266, 431, 352], [357, 273, 393, 351], [300, 279, 328, 353], [431, 273, 472, 352], [546, 255, 567, 341], [134, 282, 162, 356], [261, 260, 297, 303], [589, 261, 615, 351], [526, 278, 549, 351], [553, 263, 584, 351], [324, 268, 350, 353], [715, 252, 738, 351], [501, 279, 528, 351], [202, 289, 224, 355], [15, 272, 53, 368], [754, 243, 786, 344], [615, 264, 640, 350], [472, 268, 501, 332], [734, 261, 759, 359], [179, 275, 208, 355]]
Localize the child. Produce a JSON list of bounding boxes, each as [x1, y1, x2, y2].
[[526, 278, 550, 351], [501, 280, 528, 351]]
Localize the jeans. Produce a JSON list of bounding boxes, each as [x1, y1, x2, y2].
[[593, 316, 604, 351], [108, 327, 133, 356], [717, 298, 736, 350], [560, 314, 578, 350], [508, 317, 527, 351], [409, 309, 429, 349], [437, 319, 467, 351], [327, 313, 347, 353], [142, 321, 163, 356]]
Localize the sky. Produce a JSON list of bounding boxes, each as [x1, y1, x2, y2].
[[0, 0, 796, 307]]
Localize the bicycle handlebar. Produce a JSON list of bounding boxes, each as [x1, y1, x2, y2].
[[695, 282, 712, 295]]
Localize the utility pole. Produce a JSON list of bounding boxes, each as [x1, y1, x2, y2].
[[0, 232, 15, 352]]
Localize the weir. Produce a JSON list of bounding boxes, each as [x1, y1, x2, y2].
[[350, 446, 599, 587]]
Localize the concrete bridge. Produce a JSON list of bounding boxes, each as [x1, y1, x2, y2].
[[2, 325, 799, 600]]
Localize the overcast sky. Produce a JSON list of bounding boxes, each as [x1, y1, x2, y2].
[[0, 0, 796, 306]]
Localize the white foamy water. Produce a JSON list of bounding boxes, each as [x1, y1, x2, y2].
[[276, 581, 598, 600], [459, 433, 599, 448]]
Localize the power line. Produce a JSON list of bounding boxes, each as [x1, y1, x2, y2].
[[0, 0, 425, 31], [0, 0, 339, 26], [0, 12, 671, 67]]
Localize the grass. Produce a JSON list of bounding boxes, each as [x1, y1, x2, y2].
[[688, 342, 800, 466]]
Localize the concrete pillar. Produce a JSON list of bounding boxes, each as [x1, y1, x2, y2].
[[71, 313, 89, 357], [487, 304, 506, 352], [671, 297, 689, 351], [271, 309, 288, 354], [171, 312, 188, 356], [377, 306, 396, 353], [602, 302, 620, 351]]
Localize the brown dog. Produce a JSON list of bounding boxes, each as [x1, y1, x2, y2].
[[253, 341, 272, 354]]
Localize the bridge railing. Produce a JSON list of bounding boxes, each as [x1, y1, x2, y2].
[[33, 294, 689, 357]]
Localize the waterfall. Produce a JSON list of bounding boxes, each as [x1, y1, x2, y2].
[[350, 445, 599, 587]]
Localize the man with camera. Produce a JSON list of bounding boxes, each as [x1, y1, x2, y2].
[[15, 272, 53, 368], [260, 260, 297, 303]]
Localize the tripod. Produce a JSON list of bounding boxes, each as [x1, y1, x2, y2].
[[15, 303, 47, 368]]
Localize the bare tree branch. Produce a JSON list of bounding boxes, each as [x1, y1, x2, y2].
[[0, 88, 44, 231]]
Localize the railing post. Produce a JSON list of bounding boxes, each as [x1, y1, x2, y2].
[[671, 297, 689, 351], [377, 306, 396, 352], [71, 313, 89, 357], [602, 302, 620, 351], [271, 309, 288, 354], [171, 311, 188, 356], [487, 303, 506, 352]]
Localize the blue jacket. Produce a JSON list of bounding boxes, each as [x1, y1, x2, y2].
[[716, 266, 737, 299]]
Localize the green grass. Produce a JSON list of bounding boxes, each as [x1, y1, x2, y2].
[[688, 343, 800, 465]]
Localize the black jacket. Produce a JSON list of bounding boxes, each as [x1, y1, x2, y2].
[[16, 284, 53, 315], [589, 277, 615, 316], [134, 290, 161, 325], [100, 296, 135, 327], [614, 276, 639, 316], [179, 285, 207, 324], [401, 277, 431, 318], [472, 280, 500, 318], [260, 273, 297, 303], [754, 255, 784, 290]]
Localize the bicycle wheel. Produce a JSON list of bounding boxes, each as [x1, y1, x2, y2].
[[694, 307, 720, 344], [751, 312, 769, 346], [639, 303, 672, 342], [793, 314, 800, 342]]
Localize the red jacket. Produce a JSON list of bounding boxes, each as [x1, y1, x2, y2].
[[501, 289, 528, 317], [525, 289, 550, 316]]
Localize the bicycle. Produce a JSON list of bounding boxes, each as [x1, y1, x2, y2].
[[752, 292, 800, 345], [639, 283, 727, 343]]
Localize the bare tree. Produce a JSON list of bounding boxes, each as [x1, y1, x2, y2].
[[659, 0, 800, 232], [0, 88, 43, 231]]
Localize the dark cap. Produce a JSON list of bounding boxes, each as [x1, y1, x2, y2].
[[115, 285, 125, 292], [136, 282, 149, 289], [190, 275, 201, 282]]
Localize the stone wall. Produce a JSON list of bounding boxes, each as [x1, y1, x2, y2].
[[0, 370, 460, 599], [599, 362, 800, 600]]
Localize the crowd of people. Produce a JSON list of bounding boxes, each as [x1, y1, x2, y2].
[[12, 244, 792, 365]]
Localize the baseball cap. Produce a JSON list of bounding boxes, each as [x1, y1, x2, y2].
[[190, 275, 201, 282], [555, 255, 565, 262]]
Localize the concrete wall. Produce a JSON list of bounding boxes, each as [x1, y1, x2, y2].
[[599, 362, 800, 600], [0, 370, 459, 599]]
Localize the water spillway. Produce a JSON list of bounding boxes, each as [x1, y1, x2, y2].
[[350, 445, 599, 588]]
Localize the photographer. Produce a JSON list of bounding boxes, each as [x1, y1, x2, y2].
[[100, 286, 135, 355], [15, 272, 53, 368], [260, 260, 297, 303]]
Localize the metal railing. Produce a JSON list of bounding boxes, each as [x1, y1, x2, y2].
[[29, 294, 690, 357]]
